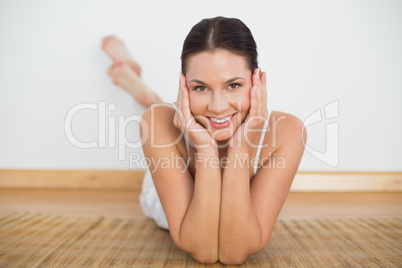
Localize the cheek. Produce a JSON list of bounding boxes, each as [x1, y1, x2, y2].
[[241, 93, 250, 110], [189, 98, 197, 113], [188, 94, 205, 114], [231, 91, 250, 112]]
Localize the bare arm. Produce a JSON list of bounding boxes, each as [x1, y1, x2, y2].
[[218, 150, 263, 263], [178, 148, 221, 263], [218, 114, 307, 264], [141, 107, 221, 263]]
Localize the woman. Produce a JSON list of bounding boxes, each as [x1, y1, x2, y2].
[[102, 17, 307, 265]]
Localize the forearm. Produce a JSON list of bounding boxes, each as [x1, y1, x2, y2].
[[178, 149, 221, 261], [219, 151, 262, 260]]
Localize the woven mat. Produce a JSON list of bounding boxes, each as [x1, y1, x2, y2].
[[0, 213, 401, 267]]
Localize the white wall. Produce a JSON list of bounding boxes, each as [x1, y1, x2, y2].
[[0, 0, 401, 171]]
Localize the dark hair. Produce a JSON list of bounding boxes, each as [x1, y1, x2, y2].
[[181, 16, 258, 74]]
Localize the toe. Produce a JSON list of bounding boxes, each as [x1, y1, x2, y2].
[[102, 35, 116, 48], [107, 65, 114, 76], [101, 36, 111, 48]]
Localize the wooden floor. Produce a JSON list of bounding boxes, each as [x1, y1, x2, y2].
[[0, 189, 401, 220]]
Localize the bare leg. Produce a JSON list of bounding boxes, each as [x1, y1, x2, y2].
[[102, 36, 142, 76], [102, 36, 162, 107], [108, 61, 162, 107]]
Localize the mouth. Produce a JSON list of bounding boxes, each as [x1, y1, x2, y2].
[[207, 113, 237, 129]]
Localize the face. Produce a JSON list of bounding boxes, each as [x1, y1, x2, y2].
[[185, 49, 252, 143]]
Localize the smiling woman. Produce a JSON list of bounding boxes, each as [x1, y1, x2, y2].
[[185, 50, 251, 142], [102, 17, 307, 265]]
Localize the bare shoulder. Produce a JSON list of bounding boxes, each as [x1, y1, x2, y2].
[[266, 110, 307, 150], [141, 103, 183, 147], [270, 110, 306, 137]]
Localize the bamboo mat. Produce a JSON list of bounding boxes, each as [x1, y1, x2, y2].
[[0, 213, 401, 267]]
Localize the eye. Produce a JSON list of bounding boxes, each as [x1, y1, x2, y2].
[[228, 83, 240, 90], [194, 86, 207, 92]]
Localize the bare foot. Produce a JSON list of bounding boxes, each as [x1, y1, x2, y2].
[[107, 61, 162, 107], [102, 36, 142, 76]]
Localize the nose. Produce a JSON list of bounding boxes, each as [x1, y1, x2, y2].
[[208, 91, 230, 115]]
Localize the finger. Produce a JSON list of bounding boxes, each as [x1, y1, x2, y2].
[[249, 85, 258, 119], [174, 73, 185, 130], [181, 74, 192, 122], [252, 68, 259, 87], [261, 71, 268, 111], [254, 68, 263, 116], [176, 73, 183, 110], [255, 69, 263, 108], [247, 69, 259, 120], [257, 69, 264, 115], [258, 71, 268, 119], [194, 115, 211, 131]]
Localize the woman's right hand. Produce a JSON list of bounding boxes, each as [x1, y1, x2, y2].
[[173, 73, 217, 150]]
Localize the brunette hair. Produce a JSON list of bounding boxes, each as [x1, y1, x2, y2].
[[181, 16, 258, 74]]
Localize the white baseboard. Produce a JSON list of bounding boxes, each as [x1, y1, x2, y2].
[[0, 169, 401, 192], [292, 172, 402, 192]]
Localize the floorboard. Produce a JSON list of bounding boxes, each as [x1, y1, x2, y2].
[[0, 189, 401, 219]]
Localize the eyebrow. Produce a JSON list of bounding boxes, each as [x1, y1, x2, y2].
[[188, 77, 246, 86]]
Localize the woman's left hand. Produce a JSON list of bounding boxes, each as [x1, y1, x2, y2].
[[228, 68, 268, 155]]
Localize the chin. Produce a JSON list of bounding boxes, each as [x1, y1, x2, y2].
[[212, 132, 232, 141], [209, 127, 237, 142]]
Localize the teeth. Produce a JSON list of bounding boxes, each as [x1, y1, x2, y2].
[[210, 115, 233, 124]]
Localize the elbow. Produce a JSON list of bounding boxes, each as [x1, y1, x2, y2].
[[218, 247, 252, 265], [191, 251, 218, 264], [170, 233, 218, 264], [219, 252, 248, 265], [218, 241, 265, 265], [219, 247, 265, 265]]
